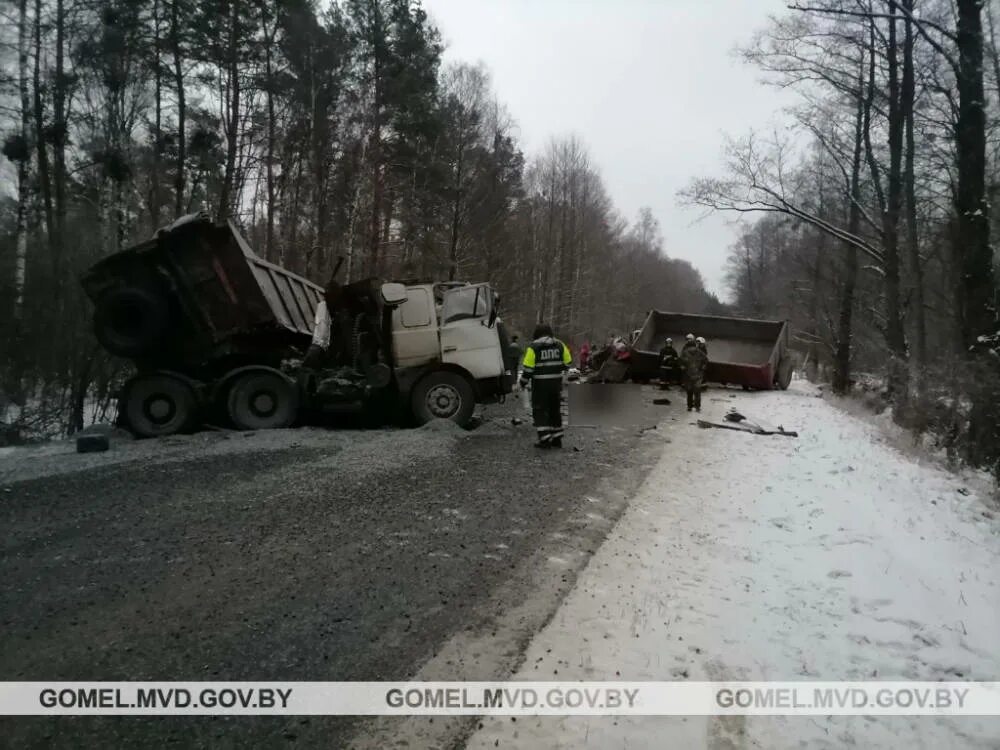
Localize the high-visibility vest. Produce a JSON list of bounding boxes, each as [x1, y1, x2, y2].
[[522, 337, 572, 380]]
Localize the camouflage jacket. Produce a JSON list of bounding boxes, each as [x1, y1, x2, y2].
[[680, 345, 708, 380]]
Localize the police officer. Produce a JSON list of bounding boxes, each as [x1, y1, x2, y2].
[[520, 323, 572, 448]]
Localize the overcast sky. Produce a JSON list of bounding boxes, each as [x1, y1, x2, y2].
[[422, 0, 796, 299]]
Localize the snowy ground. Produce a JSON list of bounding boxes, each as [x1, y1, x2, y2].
[[468, 381, 1000, 749]]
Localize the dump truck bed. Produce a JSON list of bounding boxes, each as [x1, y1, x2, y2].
[[81, 215, 324, 373], [629, 311, 791, 389]]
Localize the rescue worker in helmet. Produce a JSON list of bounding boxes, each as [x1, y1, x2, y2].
[[680, 332, 709, 412], [658, 337, 680, 387], [520, 324, 572, 449]]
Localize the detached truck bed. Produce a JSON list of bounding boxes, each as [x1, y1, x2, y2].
[[629, 311, 793, 390]]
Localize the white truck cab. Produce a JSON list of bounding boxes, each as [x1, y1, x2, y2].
[[393, 283, 501, 374], [311, 280, 512, 426]]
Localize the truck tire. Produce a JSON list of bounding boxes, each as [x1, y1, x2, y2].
[[93, 286, 168, 357], [775, 358, 794, 390], [123, 373, 197, 437], [226, 370, 299, 430], [411, 371, 475, 427]]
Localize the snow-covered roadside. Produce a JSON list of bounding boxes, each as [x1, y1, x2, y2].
[[468, 382, 1000, 749], [826, 388, 998, 503]]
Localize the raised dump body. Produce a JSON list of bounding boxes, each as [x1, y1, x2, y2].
[[81, 214, 323, 375], [82, 215, 511, 436], [629, 311, 793, 390]]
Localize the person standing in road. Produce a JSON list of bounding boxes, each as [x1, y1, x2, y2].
[[579, 340, 591, 371], [658, 337, 680, 387], [696, 336, 708, 356], [520, 324, 572, 449], [508, 335, 523, 379], [680, 335, 708, 412]]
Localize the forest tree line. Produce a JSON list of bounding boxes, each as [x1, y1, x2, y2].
[[684, 0, 1000, 479], [0, 0, 720, 438]]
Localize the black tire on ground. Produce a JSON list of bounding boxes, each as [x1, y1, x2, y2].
[[93, 287, 168, 357], [226, 370, 299, 430], [123, 374, 198, 438], [775, 358, 794, 390], [411, 371, 475, 427]]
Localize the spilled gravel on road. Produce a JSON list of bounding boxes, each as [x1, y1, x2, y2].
[[1, 396, 664, 748]]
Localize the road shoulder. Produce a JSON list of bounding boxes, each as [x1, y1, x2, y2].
[[467, 384, 1000, 749]]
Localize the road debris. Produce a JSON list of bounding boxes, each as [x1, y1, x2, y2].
[[75, 434, 109, 453], [74, 423, 132, 453], [697, 413, 798, 438], [723, 409, 797, 436]]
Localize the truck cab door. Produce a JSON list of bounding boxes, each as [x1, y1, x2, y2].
[[391, 286, 439, 368], [439, 284, 505, 379]]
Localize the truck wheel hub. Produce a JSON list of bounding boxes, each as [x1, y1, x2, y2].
[[250, 390, 277, 417], [427, 384, 460, 417], [145, 395, 175, 424], [111, 303, 144, 337]]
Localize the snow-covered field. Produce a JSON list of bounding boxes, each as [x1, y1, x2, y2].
[[469, 381, 1000, 749]]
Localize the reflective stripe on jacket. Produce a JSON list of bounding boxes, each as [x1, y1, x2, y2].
[[521, 337, 572, 380]]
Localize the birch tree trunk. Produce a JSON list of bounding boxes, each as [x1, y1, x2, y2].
[[33, 0, 54, 252], [263, 9, 277, 260], [217, 0, 241, 222], [13, 0, 31, 321], [52, 0, 67, 288], [151, 0, 163, 230], [171, 0, 186, 218]]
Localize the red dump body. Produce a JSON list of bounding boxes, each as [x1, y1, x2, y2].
[[629, 311, 792, 390]]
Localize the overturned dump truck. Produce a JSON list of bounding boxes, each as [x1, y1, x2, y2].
[[626, 311, 793, 390], [81, 214, 513, 437]]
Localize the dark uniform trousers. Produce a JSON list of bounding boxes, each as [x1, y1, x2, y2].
[[685, 378, 702, 410], [532, 379, 563, 445]]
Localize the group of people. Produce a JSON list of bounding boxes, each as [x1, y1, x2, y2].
[[512, 325, 713, 450], [658, 334, 709, 412], [577, 334, 633, 373]]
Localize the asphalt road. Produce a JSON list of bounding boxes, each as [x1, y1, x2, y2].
[[1, 401, 661, 748]]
